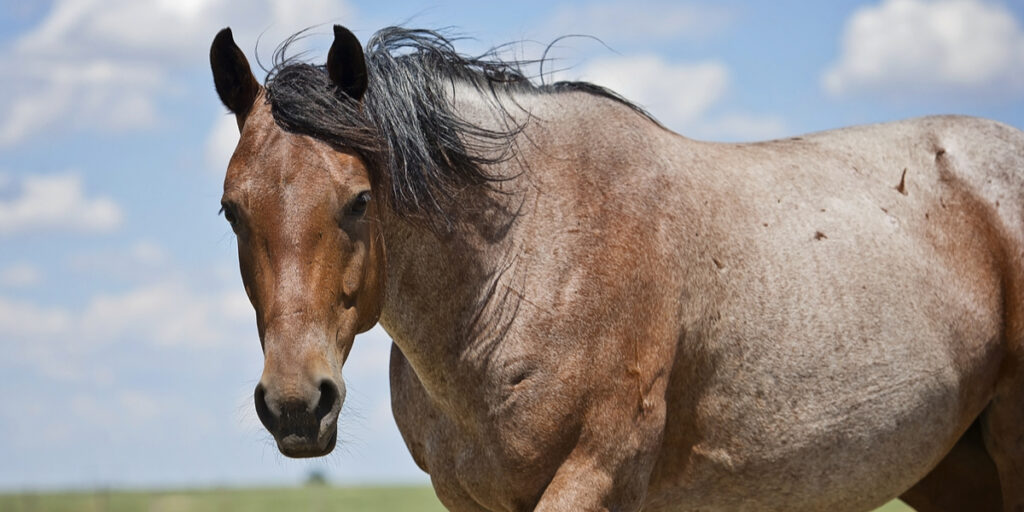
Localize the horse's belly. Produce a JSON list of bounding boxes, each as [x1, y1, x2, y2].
[[653, 407, 956, 510], [649, 335, 999, 511]]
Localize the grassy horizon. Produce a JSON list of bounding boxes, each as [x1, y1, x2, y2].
[[0, 485, 446, 512], [0, 485, 915, 511]]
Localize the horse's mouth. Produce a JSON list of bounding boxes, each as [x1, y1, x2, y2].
[[277, 428, 338, 458], [255, 378, 345, 459]]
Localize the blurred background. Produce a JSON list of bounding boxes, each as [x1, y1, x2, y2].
[[1, 0, 1023, 507]]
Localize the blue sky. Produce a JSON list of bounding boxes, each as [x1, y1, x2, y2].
[[2, 0, 1024, 490]]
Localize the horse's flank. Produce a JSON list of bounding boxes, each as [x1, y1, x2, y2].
[[217, 26, 1024, 511]]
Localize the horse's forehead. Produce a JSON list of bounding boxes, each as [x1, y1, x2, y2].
[[226, 103, 338, 189]]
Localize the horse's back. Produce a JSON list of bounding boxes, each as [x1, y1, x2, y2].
[[790, 115, 1024, 236], [644, 115, 1024, 511]]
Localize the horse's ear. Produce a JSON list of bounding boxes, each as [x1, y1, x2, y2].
[[210, 27, 261, 128], [327, 25, 368, 101]]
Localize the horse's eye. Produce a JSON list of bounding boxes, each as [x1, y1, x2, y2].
[[220, 202, 238, 226], [348, 191, 371, 217]]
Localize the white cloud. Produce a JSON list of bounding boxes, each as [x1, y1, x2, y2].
[[2, 281, 249, 350], [0, 0, 353, 146], [79, 282, 251, 349], [0, 235, 253, 389], [0, 237, 247, 358], [13, 0, 347, 64], [574, 55, 728, 128], [67, 240, 173, 280], [560, 54, 787, 140], [0, 296, 73, 340], [0, 173, 122, 235], [0, 60, 164, 146], [66, 390, 168, 428], [118, 389, 164, 423], [823, 0, 1024, 98], [696, 113, 790, 142], [0, 263, 43, 288], [129, 240, 169, 266], [1, 280, 252, 385], [543, 2, 734, 42], [206, 112, 241, 174]]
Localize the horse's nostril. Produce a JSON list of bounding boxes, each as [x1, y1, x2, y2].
[[254, 383, 277, 432], [315, 379, 339, 422]]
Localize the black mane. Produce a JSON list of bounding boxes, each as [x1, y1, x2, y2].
[[265, 26, 655, 227]]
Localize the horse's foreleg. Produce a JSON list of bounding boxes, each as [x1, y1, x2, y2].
[[983, 362, 1024, 512], [532, 403, 667, 511], [532, 454, 623, 512], [899, 418, 1002, 511], [532, 448, 649, 512]]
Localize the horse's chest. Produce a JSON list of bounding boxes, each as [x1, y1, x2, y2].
[[390, 351, 573, 511]]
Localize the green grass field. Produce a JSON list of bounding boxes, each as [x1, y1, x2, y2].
[[0, 486, 446, 512], [0, 486, 914, 511]]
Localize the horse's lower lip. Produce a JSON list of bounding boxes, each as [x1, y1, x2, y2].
[[277, 429, 337, 458]]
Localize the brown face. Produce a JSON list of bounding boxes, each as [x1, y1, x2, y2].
[[220, 100, 384, 457], [211, 25, 380, 458]]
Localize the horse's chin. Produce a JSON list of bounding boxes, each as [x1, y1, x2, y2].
[[276, 429, 337, 458]]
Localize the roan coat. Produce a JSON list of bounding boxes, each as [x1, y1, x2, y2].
[[212, 25, 1024, 511]]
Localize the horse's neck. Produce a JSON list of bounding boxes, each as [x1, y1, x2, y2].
[[373, 85, 547, 403], [376, 206, 512, 404], [373, 86, 691, 406]]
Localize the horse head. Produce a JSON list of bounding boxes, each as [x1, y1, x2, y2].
[[210, 26, 384, 458]]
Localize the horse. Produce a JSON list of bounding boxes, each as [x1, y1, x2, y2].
[[210, 24, 1024, 511]]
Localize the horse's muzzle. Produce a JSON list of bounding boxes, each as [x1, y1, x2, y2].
[[254, 377, 343, 458]]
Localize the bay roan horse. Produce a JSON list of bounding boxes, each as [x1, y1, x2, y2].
[[211, 24, 1024, 511]]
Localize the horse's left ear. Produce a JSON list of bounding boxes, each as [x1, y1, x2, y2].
[[327, 25, 368, 101], [210, 27, 261, 129]]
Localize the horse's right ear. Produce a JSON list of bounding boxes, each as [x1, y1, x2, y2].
[[210, 27, 260, 129], [327, 25, 368, 101]]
